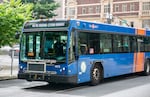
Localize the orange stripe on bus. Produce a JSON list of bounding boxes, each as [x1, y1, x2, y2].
[[134, 52, 144, 72], [134, 29, 145, 72], [133, 53, 137, 72], [136, 29, 145, 35]]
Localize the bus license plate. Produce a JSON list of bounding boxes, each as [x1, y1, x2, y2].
[[33, 74, 44, 80]]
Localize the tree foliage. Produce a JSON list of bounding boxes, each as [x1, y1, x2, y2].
[[22, 0, 59, 19], [0, 0, 33, 47]]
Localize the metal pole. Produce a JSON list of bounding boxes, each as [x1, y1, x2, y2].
[[11, 50, 14, 76], [107, 0, 111, 24]]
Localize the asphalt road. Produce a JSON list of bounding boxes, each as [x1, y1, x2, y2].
[[0, 74, 150, 97]]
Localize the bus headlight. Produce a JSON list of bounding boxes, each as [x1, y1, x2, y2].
[[62, 67, 65, 71], [19, 66, 26, 73]]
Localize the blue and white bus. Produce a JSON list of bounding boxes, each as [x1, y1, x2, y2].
[[18, 19, 150, 85]]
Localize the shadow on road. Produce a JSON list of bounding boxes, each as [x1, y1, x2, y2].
[[20, 74, 150, 97], [22, 73, 147, 93], [23, 82, 89, 93]]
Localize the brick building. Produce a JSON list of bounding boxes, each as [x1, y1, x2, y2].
[[65, 0, 150, 29]]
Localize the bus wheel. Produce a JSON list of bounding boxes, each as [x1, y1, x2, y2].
[[90, 65, 103, 86], [143, 60, 150, 76]]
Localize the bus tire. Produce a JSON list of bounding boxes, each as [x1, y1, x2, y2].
[[90, 64, 103, 86], [143, 60, 150, 76]]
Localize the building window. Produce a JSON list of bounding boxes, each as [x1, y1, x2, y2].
[[114, 4, 119, 12], [82, 7, 86, 14], [68, 7, 75, 15], [88, 7, 93, 14], [96, 6, 100, 13], [143, 2, 150, 10], [142, 19, 150, 29], [104, 5, 109, 13], [130, 3, 135, 11], [122, 4, 127, 12]]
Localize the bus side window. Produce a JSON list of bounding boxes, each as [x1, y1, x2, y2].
[[113, 35, 122, 53], [78, 32, 89, 55], [100, 34, 112, 53], [144, 37, 150, 52], [130, 36, 137, 52], [122, 36, 130, 52], [137, 37, 145, 52]]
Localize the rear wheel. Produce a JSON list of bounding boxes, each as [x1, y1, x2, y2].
[[90, 65, 103, 86], [143, 60, 150, 76]]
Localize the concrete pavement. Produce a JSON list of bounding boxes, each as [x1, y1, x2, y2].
[[0, 55, 18, 80]]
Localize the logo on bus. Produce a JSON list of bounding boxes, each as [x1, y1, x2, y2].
[[81, 61, 87, 73], [89, 24, 98, 29]]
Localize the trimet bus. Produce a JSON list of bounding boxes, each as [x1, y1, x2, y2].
[[18, 19, 150, 85]]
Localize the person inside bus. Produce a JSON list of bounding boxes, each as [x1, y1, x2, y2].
[[44, 37, 54, 56], [54, 38, 64, 56], [80, 44, 88, 54], [79, 38, 88, 55]]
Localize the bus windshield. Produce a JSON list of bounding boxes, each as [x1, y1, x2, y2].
[[20, 31, 67, 63]]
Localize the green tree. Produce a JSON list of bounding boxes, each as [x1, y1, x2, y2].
[[22, 0, 59, 19], [0, 0, 33, 47]]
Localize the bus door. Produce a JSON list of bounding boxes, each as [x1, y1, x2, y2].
[[77, 57, 91, 83], [134, 36, 145, 72], [75, 31, 91, 83]]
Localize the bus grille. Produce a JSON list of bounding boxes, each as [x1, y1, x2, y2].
[[28, 63, 45, 72]]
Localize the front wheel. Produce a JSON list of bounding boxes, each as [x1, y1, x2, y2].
[[90, 65, 103, 86]]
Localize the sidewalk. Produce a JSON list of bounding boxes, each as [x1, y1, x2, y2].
[[0, 55, 18, 81], [0, 68, 18, 81]]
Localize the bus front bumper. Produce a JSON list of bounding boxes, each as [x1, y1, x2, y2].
[[18, 73, 77, 84]]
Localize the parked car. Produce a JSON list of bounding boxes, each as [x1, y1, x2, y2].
[[9, 45, 20, 57]]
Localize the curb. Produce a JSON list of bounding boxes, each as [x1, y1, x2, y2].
[[0, 76, 17, 81]]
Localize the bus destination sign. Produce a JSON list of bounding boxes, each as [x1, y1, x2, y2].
[[24, 21, 69, 29]]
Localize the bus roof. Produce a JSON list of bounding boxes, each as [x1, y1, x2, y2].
[[23, 19, 150, 36], [69, 19, 150, 36], [69, 19, 135, 35]]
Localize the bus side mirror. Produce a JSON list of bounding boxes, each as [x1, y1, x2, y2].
[[73, 45, 79, 60], [75, 55, 79, 60], [15, 32, 20, 39]]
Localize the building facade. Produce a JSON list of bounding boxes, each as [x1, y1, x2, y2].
[[54, 0, 65, 18], [65, 0, 150, 29]]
